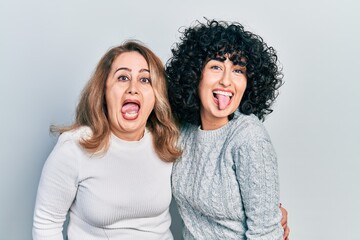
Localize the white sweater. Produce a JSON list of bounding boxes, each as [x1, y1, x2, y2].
[[33, 127, 173, 240]]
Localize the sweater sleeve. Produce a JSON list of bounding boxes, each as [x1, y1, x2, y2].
[[32, 133, 80, 240], [234, 127, 283, 240]]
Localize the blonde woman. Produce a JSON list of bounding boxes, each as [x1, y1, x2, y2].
[[33, 41, 181, 240]]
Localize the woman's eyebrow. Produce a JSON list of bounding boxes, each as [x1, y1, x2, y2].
[[114, 67, 131, 74], [114, 68, 150, 74]]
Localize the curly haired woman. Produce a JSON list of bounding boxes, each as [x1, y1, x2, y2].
[[167, 19, 289, 240]]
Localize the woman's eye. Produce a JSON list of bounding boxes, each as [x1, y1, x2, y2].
[[234, 66, 246, 74], [118, 75, 129, 81], [211, 65, 222, 70], [140, 78, 151, 84]]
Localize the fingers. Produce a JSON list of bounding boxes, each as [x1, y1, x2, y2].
[[279, 203, 289, 239], [283, 224, 290, 240], [280, 206, 288, 226]]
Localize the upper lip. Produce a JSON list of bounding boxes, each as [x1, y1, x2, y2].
[[122, 99, 141, 106]]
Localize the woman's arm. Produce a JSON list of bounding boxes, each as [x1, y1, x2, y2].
[[32, 135, 79, 240], [235, 132, 283, 240]]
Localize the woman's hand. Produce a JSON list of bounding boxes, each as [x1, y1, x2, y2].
[[280, 204, 290, 240]]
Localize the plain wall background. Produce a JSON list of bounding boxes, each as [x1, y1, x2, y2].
[[1, 0, 359, 239]]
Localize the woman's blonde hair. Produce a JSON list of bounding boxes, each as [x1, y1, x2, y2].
[[53, 40, 182, 162]]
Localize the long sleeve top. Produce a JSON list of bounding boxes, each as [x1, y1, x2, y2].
[[172, 111, 283, 240], [33, 127, 173, 240]]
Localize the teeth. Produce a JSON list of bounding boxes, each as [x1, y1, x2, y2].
[[125, 112, 138, 117], [213, 90, 233, 97]]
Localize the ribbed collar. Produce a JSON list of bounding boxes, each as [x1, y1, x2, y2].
[[110, 128, 150, 149], [195, 110, 243, 143]]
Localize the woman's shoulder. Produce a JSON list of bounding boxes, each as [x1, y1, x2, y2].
[[45, 126, 92, 169], [231, 112, 270, 140], [179, 123, 197, 144], [58, 126, 92, 142], [55, 126, 93, 152], [180, 123, 199, 136]]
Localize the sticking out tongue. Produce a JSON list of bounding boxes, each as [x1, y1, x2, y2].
[[121, 103, 139, 113], [217, 94, 231, 110]]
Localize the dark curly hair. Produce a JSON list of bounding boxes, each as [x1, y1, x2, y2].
[[166, 19, 283, 125]]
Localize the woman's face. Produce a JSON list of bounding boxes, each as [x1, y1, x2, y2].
[[105, 51, 155, 141], [198, 57, 247, 130]]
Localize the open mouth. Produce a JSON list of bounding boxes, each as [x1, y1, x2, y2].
[[213, 90, 233, 110], [121, 99, 141, 120]]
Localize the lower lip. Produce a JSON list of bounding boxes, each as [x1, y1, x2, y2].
[[122, 112, 139, 120]]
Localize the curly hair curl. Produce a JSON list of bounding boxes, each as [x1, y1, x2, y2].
[[166, 19, 283, 125]]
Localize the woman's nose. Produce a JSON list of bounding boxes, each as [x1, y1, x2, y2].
[[219, 71, 231, 87], [127, 80, 139, 95]]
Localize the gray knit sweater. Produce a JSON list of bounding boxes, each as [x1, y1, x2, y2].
[[172, 111, 283, 240]]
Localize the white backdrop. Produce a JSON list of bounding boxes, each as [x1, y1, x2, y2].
[[1, 0, 359, 239]]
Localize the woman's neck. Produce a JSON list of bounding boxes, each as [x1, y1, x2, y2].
[[200, 116, 229, 130]]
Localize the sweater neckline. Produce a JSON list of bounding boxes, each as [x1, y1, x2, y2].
[[110, 128, 150, 149], [196, 110, 242, 142]]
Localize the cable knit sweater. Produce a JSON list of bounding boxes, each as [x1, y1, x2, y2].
[[172, 111, 283, 240], [33, 127, 173, 240]]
